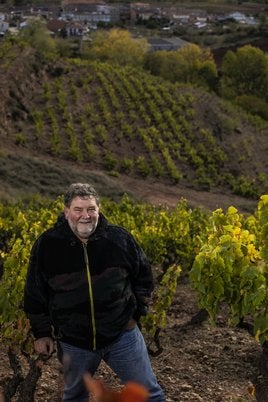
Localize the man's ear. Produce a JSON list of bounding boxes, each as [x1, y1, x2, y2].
[[64, 207, 69, 218]]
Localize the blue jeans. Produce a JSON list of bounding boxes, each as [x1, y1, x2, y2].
[[58, 325, 166, 402]]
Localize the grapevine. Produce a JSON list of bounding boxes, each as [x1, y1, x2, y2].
[[0, 193, 267, 400], [189, 195, 268, 343], [140, 264, 182, 355]]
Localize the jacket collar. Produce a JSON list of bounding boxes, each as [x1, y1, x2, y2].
[[54, 212, 108, 243]]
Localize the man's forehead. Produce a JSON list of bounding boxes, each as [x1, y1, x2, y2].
[[71, 196, 97, 205]]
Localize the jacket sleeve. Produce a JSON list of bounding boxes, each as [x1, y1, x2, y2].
[[127, 234, 154, 321], [23, 237, 53, 339]]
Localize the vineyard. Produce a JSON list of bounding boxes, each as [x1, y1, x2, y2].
[[0, 193, 268, 401], [1, 43, 268, 203], [1, 31, 268, 401]]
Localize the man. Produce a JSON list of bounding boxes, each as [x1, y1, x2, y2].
[[24, 183, 166, 402]]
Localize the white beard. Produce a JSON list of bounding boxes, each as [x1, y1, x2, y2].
[[77, 222, 96, 238], [68, 219, 97, 241]]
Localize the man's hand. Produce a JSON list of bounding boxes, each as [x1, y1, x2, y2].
[[34, 337, 54, 357]]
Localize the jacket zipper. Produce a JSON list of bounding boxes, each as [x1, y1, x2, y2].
[[83, 243, 97, 350]]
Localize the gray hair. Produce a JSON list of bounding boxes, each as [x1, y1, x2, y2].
[[64, 183, 100, 207]]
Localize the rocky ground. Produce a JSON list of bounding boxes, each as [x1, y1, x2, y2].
[[0, 280, 264, 402]]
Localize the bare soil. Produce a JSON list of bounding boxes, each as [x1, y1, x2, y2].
[[117, 174, 259, 214], [0, 147, 260, 214], [0, 281, 264, 402]]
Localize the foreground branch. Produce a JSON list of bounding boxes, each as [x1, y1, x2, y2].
[[3, 347, 48, 402]]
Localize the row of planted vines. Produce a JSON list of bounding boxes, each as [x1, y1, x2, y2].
[[25, 59, 230, 188], [0, 193, 268, 352]]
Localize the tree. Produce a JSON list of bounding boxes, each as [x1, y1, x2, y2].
[[145, 44, 218, 91], [82, 28, 149, 67], [235, 95, 268, 121], [174, 44, 218, 90], [19, 20, 58, 60], [220, 45, 268, 102]]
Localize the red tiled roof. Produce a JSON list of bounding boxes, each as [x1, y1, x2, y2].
[[47, 19, 66, 32]]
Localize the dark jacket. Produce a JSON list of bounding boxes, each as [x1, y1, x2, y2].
[[23, 212, 153, 351]]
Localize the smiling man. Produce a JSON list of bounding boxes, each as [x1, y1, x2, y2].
[[24, 183, 166, 402], [64, 193, 100, 241]]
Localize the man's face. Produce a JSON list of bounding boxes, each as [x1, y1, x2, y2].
[[64, 196, 100, 242]]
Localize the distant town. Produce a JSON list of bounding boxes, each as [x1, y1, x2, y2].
[[0, 0, 265, 52]]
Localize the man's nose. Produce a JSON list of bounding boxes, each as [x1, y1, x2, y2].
[[81, 210, 91, 218]]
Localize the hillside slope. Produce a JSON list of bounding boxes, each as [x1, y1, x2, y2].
[[0, 44, 267, 211]]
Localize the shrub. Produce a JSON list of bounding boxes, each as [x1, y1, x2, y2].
[[235, 95, 268, 121], [15, 133, 25, 146], [119, 158, 133, 173], [103, 151, 117, 171], [135, 156, 150, 177]]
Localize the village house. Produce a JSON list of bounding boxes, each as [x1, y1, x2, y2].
[[61, 0, 121, 24], [64, 20, 84, 36], [130, 3, 160, 23], [46, 18, 66, 36], [0, 13, 9, 36], [227, 11, 257, 25], [0, 1, 260, 40], [147, 36, 189, 51]]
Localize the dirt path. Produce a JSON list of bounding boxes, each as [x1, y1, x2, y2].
[[118, 175, 258, 213]]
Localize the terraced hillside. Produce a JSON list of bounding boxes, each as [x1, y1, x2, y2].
[[0, 43, 268, 207]]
